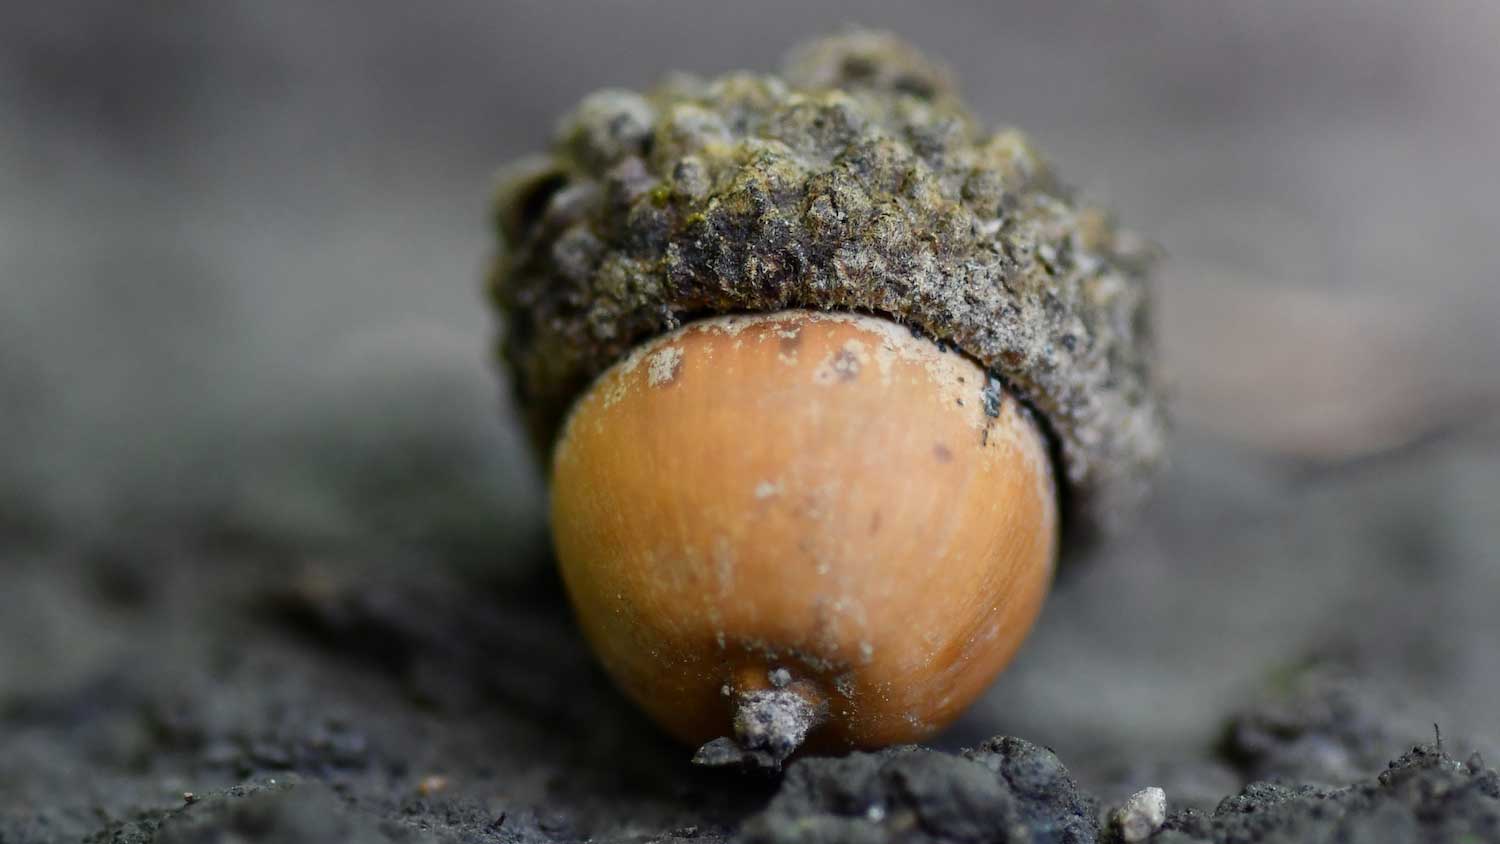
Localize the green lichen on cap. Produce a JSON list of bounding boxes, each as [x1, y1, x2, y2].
[[488, 29, 1165, 543]]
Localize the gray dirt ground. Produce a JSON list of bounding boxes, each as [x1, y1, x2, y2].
[[3, 3, 1500, 842]]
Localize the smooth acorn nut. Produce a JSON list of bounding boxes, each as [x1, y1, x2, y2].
[[550, 309, 1058, 767]]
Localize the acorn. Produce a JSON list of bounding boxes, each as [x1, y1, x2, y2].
[[489, 31, 1164, 767]]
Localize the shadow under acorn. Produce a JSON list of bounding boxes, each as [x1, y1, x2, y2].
[[254, 545, 778, 827]]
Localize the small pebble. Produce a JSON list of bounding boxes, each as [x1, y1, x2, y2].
[[1111, 786, 1167, 843]]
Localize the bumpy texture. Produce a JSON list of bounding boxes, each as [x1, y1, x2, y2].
[[489, 30, 1164, 542], [740, 736, 1099, 844], [1155, 744, 1500, 844]]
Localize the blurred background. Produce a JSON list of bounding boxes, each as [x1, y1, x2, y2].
[[3, 0, 1499, 835]]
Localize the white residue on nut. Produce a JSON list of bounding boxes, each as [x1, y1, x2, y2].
[[647, 345, 684, 386], [807, 336, 869, 385]]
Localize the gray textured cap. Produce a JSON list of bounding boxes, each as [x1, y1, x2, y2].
[[489, 30, 1165, 548]]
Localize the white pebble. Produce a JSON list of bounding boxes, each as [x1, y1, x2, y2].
[[1112, 787, 1167, 843]]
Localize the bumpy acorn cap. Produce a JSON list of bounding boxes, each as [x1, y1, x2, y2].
[[489, 30, 1165, 547]]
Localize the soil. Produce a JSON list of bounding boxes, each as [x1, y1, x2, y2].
[[4, 454, 1499, 843]]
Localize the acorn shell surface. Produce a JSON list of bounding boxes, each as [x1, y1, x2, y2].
[[550, 310, 1058, 748], [492, 31, 1164, 545]]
